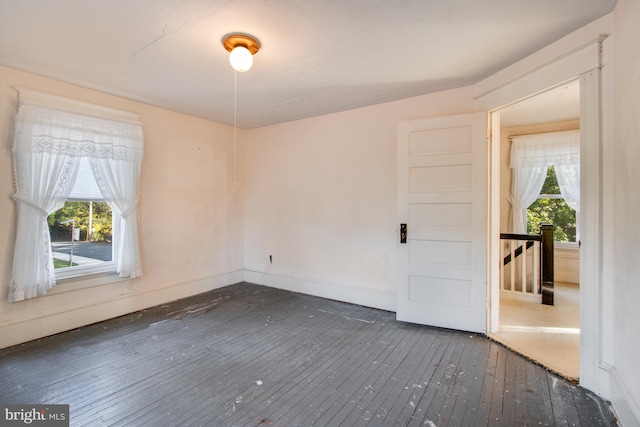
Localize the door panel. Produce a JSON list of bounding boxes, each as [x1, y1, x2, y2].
[[397, 112, 487, 332]]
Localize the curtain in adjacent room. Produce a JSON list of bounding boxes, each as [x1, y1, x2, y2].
[[508, 165, 548, 234], [509, 130, 580, 235]]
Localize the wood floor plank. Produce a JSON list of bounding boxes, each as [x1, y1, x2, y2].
[[513, 350, 530, 426], [193, 299, 393, 426], [337, 325, 433, 426], [572, 383, 617, 427], [430, 334, 476, 426], [0, 283, 617, 427], [113, 293, 341, 426], [487, 339, 508, 426], [405, 331, 463, 427], [498, 343, 518, 427], [234, 325, 376, 425], [271, 317, 402, 425], [308, 325, 417, 426], [364, 325, 444, 426], [460, 340, 499, 426], [443, 333, 487, 427], [525, 357, 556, 425], [547, 372, 571, 426], [71, 287, 308, 424], [383, 329, 453, 426], [74, 315, 281, 421]]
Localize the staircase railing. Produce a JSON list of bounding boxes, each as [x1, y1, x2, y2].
[[500, 224, 554, 305]]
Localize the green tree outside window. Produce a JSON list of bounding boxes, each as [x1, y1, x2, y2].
[[527, 166, 577, 242], [48, 201, 113, 242]]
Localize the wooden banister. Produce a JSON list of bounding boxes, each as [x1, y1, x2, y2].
[[499, 233, 542, 242], [500, 233, 540, 267], [540, 223, 554, 305], [499, 224, 554, 305]]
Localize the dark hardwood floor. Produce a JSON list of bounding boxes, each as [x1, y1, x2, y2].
[[0, 283, 617, 426]]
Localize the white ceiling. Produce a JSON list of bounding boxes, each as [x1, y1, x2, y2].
[[0, 1, 615, 129], [500, 80, 581, 128]]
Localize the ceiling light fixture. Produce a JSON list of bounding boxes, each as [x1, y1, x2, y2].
[[222, 33, 260, 185], [222, 33, 260, 72]]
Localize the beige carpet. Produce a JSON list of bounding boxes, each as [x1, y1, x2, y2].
[[490, 282, 580, 381]]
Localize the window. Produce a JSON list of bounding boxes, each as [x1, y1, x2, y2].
[[48, 156, 117, 278], [509, 130, 580, 241], [9, 88, 144, 302], [527, 165, 578, 243]]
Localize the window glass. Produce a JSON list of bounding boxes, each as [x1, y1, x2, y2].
[[527, 166, 577, 242], [48, 201, 114, 270]]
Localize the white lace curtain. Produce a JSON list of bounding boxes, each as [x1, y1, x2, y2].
[[9, 90, 144, 302], [509, 130, 580, 234]]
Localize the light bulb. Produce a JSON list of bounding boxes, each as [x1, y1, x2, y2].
[[229, 46, 253, 72]]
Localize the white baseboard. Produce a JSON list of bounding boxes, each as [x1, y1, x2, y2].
[[609, 366, 640, 427], [243, 270, 396, 312], [0, 270, 243, 349], [597, 363, 612, 399]]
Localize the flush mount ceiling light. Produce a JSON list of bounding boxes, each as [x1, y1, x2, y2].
[[222, 33, 260, 72], [223, 33, 261, 185]]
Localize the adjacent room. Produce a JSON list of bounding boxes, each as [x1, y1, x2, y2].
[[491, 81, 581, 381], [1, 1, 639, 426]]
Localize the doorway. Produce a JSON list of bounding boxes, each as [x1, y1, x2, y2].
[[489, 81, 581, 380], [477, 34, 604, 392]]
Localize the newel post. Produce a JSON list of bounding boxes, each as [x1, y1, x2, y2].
[[540, 223, 554, 305]]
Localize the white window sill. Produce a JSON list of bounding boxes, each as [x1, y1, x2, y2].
[[49, 264, 128, 295], [55, 261, 117, 280]]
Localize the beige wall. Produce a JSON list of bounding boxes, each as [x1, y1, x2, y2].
[[612, 0, 640, 423], [243, 87, 477, 311], [0, 65, 244, 348]]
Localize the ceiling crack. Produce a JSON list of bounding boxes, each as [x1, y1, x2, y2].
[[133, 26, 178, 57]]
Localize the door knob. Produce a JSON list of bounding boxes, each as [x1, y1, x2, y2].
[[400, 224, 407, 244]]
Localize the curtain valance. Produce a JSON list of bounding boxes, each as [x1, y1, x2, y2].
[[14, 104, 143, 162], [510, 130, 580, 168]]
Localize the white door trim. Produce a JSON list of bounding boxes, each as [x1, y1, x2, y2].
[[487, 112, 501, 333], [475, 35, 605, 110], [478, 33, 609, 394]]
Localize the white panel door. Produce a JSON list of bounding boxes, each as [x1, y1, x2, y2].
[[397, 112, 487, 333]]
